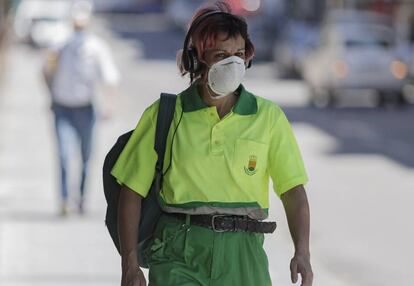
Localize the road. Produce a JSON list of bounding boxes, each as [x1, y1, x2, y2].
[[0, 13, 413, 286]]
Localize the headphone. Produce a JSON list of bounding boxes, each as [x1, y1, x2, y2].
[[182, 11, 252, 75]]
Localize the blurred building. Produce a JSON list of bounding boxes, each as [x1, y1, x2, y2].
[[286, 0, 327, 22], [0, 1, 9, 37], [394, 1, 414, 43], [332, 0, 414, 44], [0, 0, 11, 79], [287, 0, 414, 44], [0, 0, 11, 43]]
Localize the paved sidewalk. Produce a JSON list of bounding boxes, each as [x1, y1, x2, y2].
[[0, 16, 189, 286], [0, 24, 122, 286]]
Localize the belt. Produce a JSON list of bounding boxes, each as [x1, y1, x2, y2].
[[165, 213, 277, 234]]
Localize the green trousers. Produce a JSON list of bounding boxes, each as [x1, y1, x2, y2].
[[146, 214, 272, 286]]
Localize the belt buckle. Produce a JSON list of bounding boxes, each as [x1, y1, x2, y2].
[[211, 215, 227, 233]]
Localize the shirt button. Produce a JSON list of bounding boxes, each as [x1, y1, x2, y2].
[[214, 140, 220, 145]]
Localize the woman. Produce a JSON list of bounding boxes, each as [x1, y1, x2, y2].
[[112, 2, 313, 285]]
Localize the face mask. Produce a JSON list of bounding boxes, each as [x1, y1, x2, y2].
[[207, 56, 246, 99]]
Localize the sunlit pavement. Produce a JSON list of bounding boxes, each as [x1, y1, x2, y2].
[[0, 14, 413, 286]]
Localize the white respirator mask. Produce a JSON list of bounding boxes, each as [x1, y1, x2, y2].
[[207, 56, 246, 99]]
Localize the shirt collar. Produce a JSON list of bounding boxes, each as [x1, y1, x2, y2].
[[181, 83, 257, 115]]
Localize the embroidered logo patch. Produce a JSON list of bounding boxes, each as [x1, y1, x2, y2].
[[244, 155, 257, 176]]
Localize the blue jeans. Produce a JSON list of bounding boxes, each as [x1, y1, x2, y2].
[[53, 103, 95, 202]]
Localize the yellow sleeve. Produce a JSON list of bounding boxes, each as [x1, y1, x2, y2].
[[268, 108, 308, 197], [110, 103, 159, 197]]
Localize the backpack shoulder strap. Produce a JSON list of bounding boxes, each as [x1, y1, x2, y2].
[[154, 93, 177, 174]]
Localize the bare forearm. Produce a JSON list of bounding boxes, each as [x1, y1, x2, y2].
[[42, 67, 54, 96], [118, 186, 142, 271], [42, 52, 58, 95], [281, 185, 310, 256]]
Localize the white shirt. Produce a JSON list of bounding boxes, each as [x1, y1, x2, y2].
[[52, 31, 120, 107]]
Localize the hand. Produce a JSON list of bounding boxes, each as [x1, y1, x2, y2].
[[290, 254, 313, 286], [121, 266, 146, 286]]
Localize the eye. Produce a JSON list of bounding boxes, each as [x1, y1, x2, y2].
[[235, 51, 245, 58], [215, 52, 227, 59]]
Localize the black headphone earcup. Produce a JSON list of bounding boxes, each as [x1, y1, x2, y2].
[[187, 47, 199, 73], [183, 50, 192, 72], [192, 54, 199, 73], [182, 50, 189, 72]]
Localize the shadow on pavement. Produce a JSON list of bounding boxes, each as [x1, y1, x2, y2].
[[103, 13, 185, 61], [283, 105, 414, 168], [115, 28, 184, 60]]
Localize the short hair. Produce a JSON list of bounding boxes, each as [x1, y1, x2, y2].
[[178, 1, 255, 82], [71, 0, 93, 22]]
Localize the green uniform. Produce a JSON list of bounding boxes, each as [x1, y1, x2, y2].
[[112, 83, 308, 285], [146, 214, 271, 286]]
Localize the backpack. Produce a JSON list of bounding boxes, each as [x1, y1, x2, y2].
[[103, 93, 177, 268]]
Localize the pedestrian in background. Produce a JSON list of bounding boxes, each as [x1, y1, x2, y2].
[[43, 0, 120, 216], [114, 1, 312, 285]]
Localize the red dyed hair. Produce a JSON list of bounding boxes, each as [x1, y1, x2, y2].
[[178, 1, 255, 81]]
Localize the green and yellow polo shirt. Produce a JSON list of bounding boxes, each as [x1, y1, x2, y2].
[[111, 83, 308, 220]]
